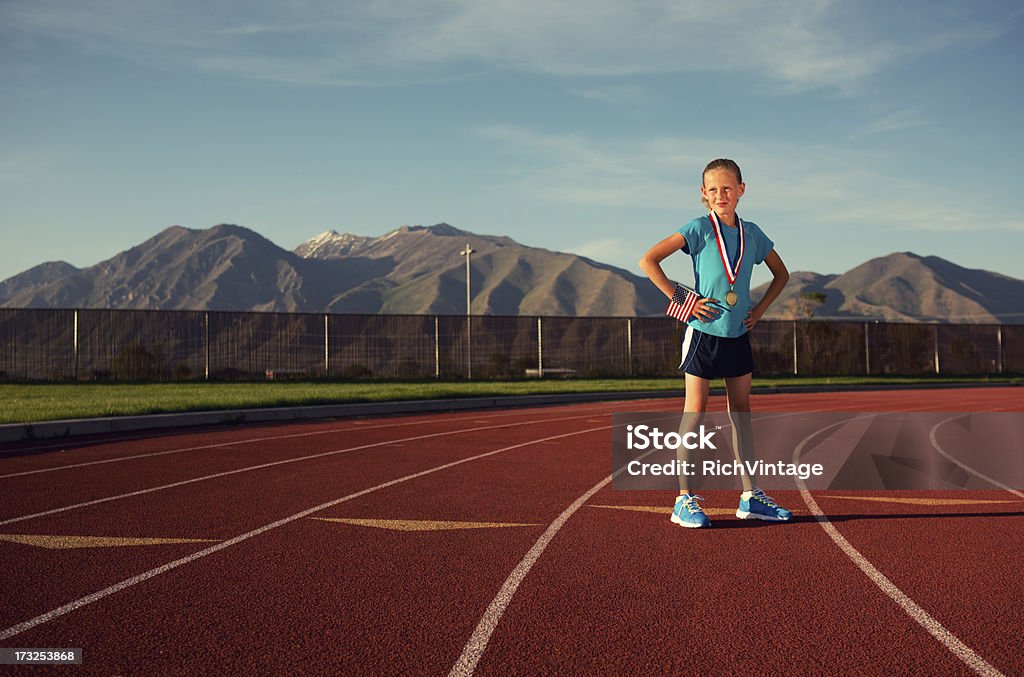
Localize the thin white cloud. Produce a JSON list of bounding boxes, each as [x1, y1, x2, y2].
[[211, 25, 282, 36], [0, 0, 1013, 88], [822, 202, 1024, 232], [858, 108, 931, 136], [569, 85, 646, 105], [575, 237, 629, 262]]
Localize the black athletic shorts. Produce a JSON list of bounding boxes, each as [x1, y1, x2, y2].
[[679, 326, 754, 379]]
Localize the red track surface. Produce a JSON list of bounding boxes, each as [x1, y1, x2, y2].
[[1, 387, 1022, 675]]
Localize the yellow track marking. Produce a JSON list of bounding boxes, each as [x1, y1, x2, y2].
[[0, 535, 218, 550], [311, 518, 541, 531], [822, 495, 1021, 506]]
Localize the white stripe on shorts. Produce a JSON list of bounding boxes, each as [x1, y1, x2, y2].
[[679, 325, 701, 373]]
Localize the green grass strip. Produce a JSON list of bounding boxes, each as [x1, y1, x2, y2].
[[0, 376, 1019, 425]]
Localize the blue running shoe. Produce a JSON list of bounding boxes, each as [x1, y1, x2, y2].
[[736, 488, 792, 521], [671, 493, 711, 528]]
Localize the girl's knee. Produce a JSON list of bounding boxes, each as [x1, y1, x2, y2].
[[728, 399, 751, 412]]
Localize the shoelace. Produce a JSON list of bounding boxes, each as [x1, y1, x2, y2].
[[751, 489, 779, 507], [680, 494, 706, 514]]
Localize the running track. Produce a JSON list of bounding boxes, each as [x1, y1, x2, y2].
[[0, 388, 1021, 675]]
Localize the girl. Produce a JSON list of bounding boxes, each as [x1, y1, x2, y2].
[[638, 158, 791, 528]]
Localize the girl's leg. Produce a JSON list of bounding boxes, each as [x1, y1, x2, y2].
[[724, 372, 755, 493], [678, 372, 709, 495], [726, 372, 793, 521]]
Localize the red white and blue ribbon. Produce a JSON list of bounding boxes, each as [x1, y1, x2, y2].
[[709, 211, 744, 287]]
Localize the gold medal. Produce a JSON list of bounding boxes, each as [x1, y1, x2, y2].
[[725, 289, 738, 307]]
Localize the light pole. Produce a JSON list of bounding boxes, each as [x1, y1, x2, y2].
[[460, 243, 475, 379]]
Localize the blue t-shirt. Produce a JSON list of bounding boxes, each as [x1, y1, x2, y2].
[[675, 214, 774, 338]]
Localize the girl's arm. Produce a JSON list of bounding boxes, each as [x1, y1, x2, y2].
[[639, 233, 720, 323], [638, 233, 687, 299], [744, 249, 789, 329]]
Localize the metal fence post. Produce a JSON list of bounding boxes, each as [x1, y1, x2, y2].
[[864, 321, 870, 375], [434, 316, 440, 379], [324, 313, 329, 378], [466, 315, 473, 380], [627, 318, 633, 377], [73, 309, 79, 381], [204, 312, 210, 381], [792, 321, 798, 375], [537, 317, 544, 378], [933, 324, 940, 374], [997, 326, 1004, 374]]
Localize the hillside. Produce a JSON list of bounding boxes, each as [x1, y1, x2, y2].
[[0, 223, 667, 316], [755, 252, 1024, 323]]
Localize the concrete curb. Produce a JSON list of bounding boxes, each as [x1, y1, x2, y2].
[[0, 390, 682, 445], [0, 381, 1018, 445]]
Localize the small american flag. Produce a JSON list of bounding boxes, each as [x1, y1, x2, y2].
[[666, 283, 700, 322]]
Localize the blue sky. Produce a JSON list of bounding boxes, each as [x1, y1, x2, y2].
[[2, 0, 1022, 288]]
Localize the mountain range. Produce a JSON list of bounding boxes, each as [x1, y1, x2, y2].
[[754, 253, 1024, 323], [0, 223, 666, 316], [2, 223, 1022, 322]]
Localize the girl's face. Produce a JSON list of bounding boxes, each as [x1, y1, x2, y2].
[[701, 169, 745, 217]]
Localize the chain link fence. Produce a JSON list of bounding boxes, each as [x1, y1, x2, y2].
[[0, 308, 1020, 381]]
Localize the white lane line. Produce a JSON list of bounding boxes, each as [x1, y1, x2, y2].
[[447, 411, 798, 676], [929, 414, 1024, 499], [0, 399, 660, 478], [2, 429, 208, 458], [0, 423, 611, 642], [0, 412, 605, 528], [794, 417, 1004, 677], [448, 470, 616, 677], [0, 427, 358, 480]]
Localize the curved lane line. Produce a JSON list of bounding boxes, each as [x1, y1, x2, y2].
[[448, 470, 616, 677], [1, 426, 368, 480], [794, 416, 1004, 677], [448, 411, 793, 676], [929, 415, 1024, 499]]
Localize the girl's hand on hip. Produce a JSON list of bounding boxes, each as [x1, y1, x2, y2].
[[743, 307, 764, 330], [692, 298, 721, 322]]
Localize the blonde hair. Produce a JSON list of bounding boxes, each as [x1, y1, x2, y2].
[[700, 158, 743, 210]]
